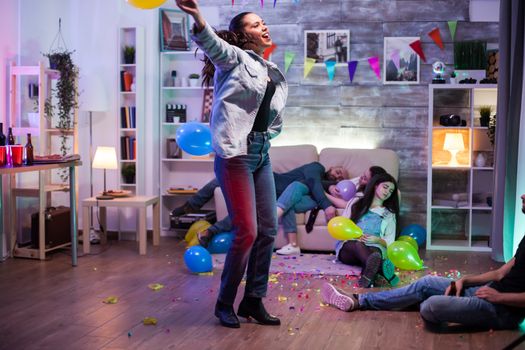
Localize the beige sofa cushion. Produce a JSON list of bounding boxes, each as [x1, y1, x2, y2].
[[319, 148, 399, 180], [269, 144, 319, 173]]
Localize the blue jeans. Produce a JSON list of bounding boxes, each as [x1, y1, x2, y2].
[[359, 275, 524, 329], [277, 181, 317, 233], [214, 131, 277, 305], [187, 178, 220, 209]]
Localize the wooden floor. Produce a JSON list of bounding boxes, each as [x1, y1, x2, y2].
[[0, 237, 523, 350]]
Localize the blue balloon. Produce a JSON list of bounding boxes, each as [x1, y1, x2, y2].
[[184, 246, 213, 273], [207, 232, 234, 254], [400, 224, 427, 247], [175, 122, 213, 156]]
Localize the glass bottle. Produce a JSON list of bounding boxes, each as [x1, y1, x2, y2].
[[7, 127, 15, 145], [0, 123, 6, 146], [25, 133, 34, 165]]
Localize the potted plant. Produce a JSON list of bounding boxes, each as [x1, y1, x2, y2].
[[188, 73, 200, 87], [479, 105, 492, 127], [449, 71, 457, 84], [121, 163, 136, 184], [123, 45, 135, 64], [42, 49, 79, 182]]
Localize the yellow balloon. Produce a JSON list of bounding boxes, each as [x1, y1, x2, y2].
[[184, 220, 211, 243], [397, 235, 418, 251], [127, 0, 167, 9], [327, 216, 363, 240]]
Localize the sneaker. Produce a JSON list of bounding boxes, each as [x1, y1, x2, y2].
[[321, 282, 357, 311], [379, 258, 400, 287], [358, 252, 382, 288], [89, 230, 100, 245], [276, 243, 301, 255]]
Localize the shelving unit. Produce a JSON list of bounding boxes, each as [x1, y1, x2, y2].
[[117, 26, 145, 234], [159, 50, 215, 232], [427, 84, 497, 252], [7, 61, 78, 256], [117, 27, 144, 194]]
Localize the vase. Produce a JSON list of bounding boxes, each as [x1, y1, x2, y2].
[[480, 115, 490, 127], [475, 152, 486, 167], [189, 79, 199, 87], [449, 77, 456, 84]]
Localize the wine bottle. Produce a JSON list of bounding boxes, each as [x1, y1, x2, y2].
[[0, 123, 6, 146], [7, 127, 15, 145], [25, 133, 34, 165]]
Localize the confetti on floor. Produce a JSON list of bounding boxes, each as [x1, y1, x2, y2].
[[102, 296, 119, 304], [143, 317, 158, 325], [148, 283, 164, 291]]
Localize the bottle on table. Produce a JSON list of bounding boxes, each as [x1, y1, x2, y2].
[[25, 133, 34, 165]]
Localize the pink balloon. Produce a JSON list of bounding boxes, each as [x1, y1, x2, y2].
[[336, 180, 357, 201]]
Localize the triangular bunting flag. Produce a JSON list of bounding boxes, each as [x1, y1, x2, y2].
[[428, 27, 444, 50], [325, 60, 336, 81], [273, 0, 277, 7], [261, 0, 264, 7], [391, 50, 400, 70], [293, 0, 300, 3], [263, 43, 277, 61], [448, 21, 457, 41], [284, 51, 295, 73], [368, 56, 381, 80], [304, 58, 315, 78], [347, 61, 358, 83], [409, 39, 427, 63], [232, 0, 234, 6]]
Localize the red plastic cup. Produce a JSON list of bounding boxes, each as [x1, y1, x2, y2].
[[11, 145, 23, 167], [0, 146, 6, 166]]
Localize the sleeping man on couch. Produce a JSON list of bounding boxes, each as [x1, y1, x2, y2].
[[171, 161, 349, 247]]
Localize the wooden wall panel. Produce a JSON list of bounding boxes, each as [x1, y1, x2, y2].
[[202, 0, 497, 229]]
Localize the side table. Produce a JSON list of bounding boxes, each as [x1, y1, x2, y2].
[[82, 195, 160, 255]]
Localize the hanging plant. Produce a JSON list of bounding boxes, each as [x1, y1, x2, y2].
[[42, 19, 80, 182]]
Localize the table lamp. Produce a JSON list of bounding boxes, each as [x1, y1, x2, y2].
[[92, 146, 117, 200], [443, 133, 465, 166]]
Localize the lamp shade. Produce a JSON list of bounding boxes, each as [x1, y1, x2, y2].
[[443, 133, 465, 151], [92, 146, 118, 170]]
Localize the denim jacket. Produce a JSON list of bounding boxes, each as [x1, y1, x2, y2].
[[191, 22, 288, 158]]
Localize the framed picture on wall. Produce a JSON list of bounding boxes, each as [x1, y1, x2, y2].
[[383, 37, 420, 84], [304, 30, 350, 66], [160, 8, 190, 51]]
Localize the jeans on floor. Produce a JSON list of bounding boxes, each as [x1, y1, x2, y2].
[[359, 275, 524, 329], [277, 181, 317, 233], [187, 178, 220, 209], [214, 131, 277, 305]]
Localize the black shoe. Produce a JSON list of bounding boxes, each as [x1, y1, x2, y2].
[[170, 202, 195, 217], [237, 297, 280, 326], [197, 230, 211, 248], [215, 301, 240, 328]]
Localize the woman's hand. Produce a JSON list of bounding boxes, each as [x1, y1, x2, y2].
[[175, 0, 205, 29], [359, 234, 380, 245], [328, 185, 341, 198]]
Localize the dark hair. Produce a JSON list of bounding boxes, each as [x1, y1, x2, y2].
[[351, 173, 400, 233], [356, 165, 387, 193], [200, 12, 257, 87]]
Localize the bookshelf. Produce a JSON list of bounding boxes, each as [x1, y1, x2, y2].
[[159, 50, 215, 232], [118, 27, 144, 194], [427, 84, 497, 252]]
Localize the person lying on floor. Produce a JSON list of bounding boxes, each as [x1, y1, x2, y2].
[[275, 166, 387, 255], [334, 172, 400, 288], [321, 194, 525, 331], [171, 161, 349, 246]]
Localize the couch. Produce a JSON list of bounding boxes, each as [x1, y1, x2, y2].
[[213, 145, 399, 252]]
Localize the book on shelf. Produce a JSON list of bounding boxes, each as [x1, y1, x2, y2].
[[432, 199, 469, 208], [120, 106, 136, 128]]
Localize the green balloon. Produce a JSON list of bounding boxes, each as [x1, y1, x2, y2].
[[387, 241, 423, 271], [398, 236, 418, 250]]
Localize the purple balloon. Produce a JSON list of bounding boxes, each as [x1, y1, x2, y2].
[[336, 180, 357, 201]]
